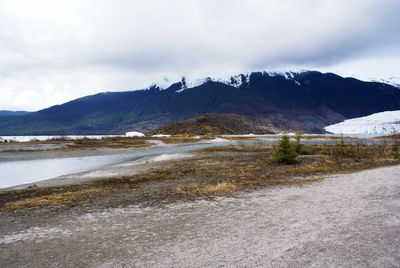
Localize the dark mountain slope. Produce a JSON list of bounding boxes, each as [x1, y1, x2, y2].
[[239, 71, 400, 117], [0, 71, 399, 135], [0, 111, 29, 117]]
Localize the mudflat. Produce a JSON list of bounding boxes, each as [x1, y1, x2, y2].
[[0, 165, 399, 267]]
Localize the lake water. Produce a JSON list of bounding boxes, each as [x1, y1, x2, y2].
[[0, 142, 233, 189]]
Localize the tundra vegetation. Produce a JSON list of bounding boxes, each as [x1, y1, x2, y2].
[[0, 136, 150, 148], [1, 136, 399, 212], [389, 127, 400, 159]]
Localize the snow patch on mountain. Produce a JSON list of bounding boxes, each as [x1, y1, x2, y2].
[[366, 76, 400, 88], [175, 88, 185, 93], [146, 78, 174, 91], [226, 73, 250, 88], [173, 73, 257, 93], [378, 77, 400, 88], [184, 77, 213, 89], [173, 77, 211, 93], [324, 110, 400, 135], [271, 71, 302, 86]]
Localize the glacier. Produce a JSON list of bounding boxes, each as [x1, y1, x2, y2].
[[324, 110, 400, 135]]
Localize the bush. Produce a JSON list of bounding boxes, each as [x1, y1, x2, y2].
[[391, 128, 400, 159], [392, 143, 399, 159], [293, 131, 314, 155], [294, 131, 302, 153], [298, 144, 314, 155], [320, 146, 331, 156], [332, 137, 355, 158], [271, 135, 298, 164]]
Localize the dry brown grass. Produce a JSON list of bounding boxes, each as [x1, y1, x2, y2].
[[221, 135, 268, 140], [156, 136, 202, 144], [3, 188, 103, 210], [69, 137, 149, 148], [283, 162, 332, 175], [176, 182, 238, 195], [199, 144, 272, 153], [0, 137, 150, 149]]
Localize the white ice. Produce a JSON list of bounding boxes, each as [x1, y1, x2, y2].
[[325, 110, 400, 135]]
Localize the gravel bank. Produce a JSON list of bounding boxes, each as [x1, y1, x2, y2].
[[1, 165, 399, 267]]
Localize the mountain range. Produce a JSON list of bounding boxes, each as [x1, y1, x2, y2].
[[0, 110, 30, 117], [0, 71, 400, 135]]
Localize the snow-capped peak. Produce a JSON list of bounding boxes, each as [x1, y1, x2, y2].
[[174, 77, 212, 93], [184, 77, 213, 89], [173, 71, 307, 93], [150, 70, 316, 93], [146, 78, 174, 91], [379, 77, 400, 88], [227, 73, 250, 88]]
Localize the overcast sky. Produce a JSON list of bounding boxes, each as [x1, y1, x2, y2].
[[1, 0, 399, 111]]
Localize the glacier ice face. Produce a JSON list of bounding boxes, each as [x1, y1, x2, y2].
[[324, 110, 400, 135]]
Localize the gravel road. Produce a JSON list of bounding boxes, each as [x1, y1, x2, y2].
[[1, 165, 400, 267]]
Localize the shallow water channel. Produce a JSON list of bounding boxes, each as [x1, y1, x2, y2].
[[0, 142, 238, 189]]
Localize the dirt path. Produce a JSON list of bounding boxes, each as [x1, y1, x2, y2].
[[1, 165, 399, 267]]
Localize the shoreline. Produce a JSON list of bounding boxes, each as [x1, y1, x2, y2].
[[1, 152, 194, 191]]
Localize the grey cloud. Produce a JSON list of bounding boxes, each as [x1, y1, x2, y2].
[[0, 0, 399, 110]]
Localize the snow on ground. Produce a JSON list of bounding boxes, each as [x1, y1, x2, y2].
[[325, 110, 400, 135], [125, 131, 145, 137], [151, 134, 171, 138], [222, 134, 256, 137], [152, 153, 192, 162], [146, 140, 166, 146], [204, 137, 230, 143]]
